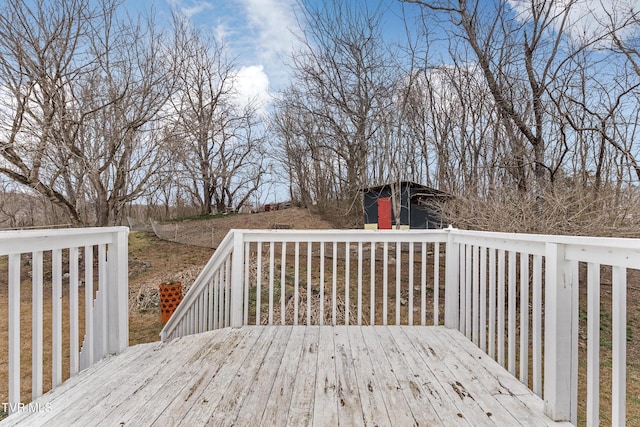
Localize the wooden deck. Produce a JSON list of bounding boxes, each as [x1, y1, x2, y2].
[[3, 326, 570, 426]]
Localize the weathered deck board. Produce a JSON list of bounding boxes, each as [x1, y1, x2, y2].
[[359, 326, 424, 426], [372, 326, 447, 425], [312, 326, 339, 426], [256, 325, 306, 424], [1, 326, 572, 427], [345, 326, 393, 425], [286, 326, 319, 426]]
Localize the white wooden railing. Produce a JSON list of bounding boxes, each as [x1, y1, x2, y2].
[[0, 227, 128, 415], [160, 229, 446, 340], [162, 227, 633, 425], [447, 230, 635, 426]]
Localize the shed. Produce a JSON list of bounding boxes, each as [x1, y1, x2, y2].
[[361, 181, 449, 230]]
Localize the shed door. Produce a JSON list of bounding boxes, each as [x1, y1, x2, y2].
[[377, 197, 392, 230]]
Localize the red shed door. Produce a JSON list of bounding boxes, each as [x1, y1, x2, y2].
[[377, 197, 392, 230]]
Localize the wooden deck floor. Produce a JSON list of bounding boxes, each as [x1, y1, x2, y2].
[[2, 326, 571, 426]]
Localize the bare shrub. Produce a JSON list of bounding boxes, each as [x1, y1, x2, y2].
[[441, 184, 640, 237]]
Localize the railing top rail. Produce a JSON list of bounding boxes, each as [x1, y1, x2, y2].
[[0, 226, 128, 255], [232, 228, 449, 243], [450, 228, 640, 249]]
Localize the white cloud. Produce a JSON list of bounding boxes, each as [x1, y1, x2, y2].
[[238, 0, 301, 60], [507, 0, 638, 45], [233, 65, 271, 111], [167, 0, 213, 19], [237, 0, 303, 89]]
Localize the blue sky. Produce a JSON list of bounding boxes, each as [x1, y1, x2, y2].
[[120, 0, 637, 116], [123, 0, 422, 107]]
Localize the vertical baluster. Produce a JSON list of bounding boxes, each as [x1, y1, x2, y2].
[[307, 242, 312, 325], [433, 242, 440, 326], [69, 247, 79, 376], [200, 292, 206, 332], [465, 244, 472, 338], [332, 241, 337, 325], [421, 242, 427, 326], [208, 280, 214, 330], [586, 262, 600, 426], [520, 253, 530, 385], [294, 242, 300, 325], [396, 242, 401, 326], [345, 242, 350, 325], [370, 242, 376, 325], [357, 241, 363, 325], [8, 253, 20, 413], [256, 241, 262, 325], [489, 248, 497, 359], [458, 243, 466, 333], [84, 246, 94, 368], [225, 257, 231, 327], [508, 251, 517, 375], [214, 271, 220, 329], [532, 254, 543, 396], [98, 244, 108, 360], [269, 242, 275, 325], [219, 268, 225, 328], [32, 251, 44, 399], [383, 242, 388, 326], [408, 242, 414, 326], [281, 242, 287, 325], [244, 242, 250, 326], [472, 245, 479, 344], [497, 249, 505, 367], [320, 242, 325, 325], [479, 247, 487, 351], [52, 249, 63, 387]]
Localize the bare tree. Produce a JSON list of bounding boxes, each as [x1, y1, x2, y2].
[[168, 17, 267, 215], [0, 0, 177, 225], [404, 0, 581, 197], [280, 0, 396, 218]]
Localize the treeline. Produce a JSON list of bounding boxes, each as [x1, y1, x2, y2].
[[2, 0, 640, 232]]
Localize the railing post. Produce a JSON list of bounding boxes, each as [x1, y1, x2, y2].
[[444, 226, 460, 329], [230, 231, 245, 327], [107, 228, 129, 353], [543, 242, 576, 423]]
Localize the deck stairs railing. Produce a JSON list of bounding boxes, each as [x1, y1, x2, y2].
[[161, 227, 636, 426]]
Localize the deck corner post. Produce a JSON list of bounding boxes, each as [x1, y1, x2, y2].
[[108, 227, 129, 353], [543, 242, 576, 423], [444, 226, 460, 329], [230, 230, 245, 328]]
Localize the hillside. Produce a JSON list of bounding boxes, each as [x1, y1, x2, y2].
[[150, 207, 337, 249]]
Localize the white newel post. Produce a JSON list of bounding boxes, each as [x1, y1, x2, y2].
[[543, 242, 577, 423], [107, 228, 129, 354], [444, 226, 460, 329], [230, 231, 245, 327]]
